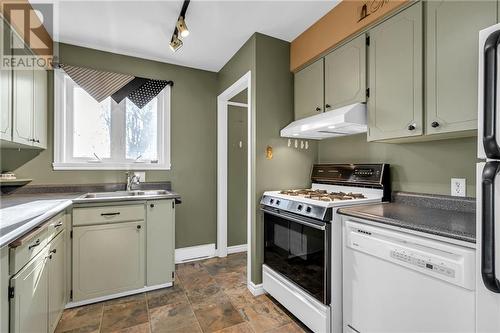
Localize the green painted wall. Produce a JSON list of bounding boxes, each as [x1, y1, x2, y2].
[[318, 134, 477, 196], [1, 43, 218, 249], [219, 34, 317, 284], [228, 104, 247, 247]]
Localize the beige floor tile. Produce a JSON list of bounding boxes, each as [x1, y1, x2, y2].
[[178, 270, 218, 290], [147, 285, 189, 310], [193, 299, 245, 333], [238, 301, 291, 333], [110, 323, 151, 333], [225, 288, 268, 310], [55, 303, 103, 333], [149, 302, 202, 333], [213, 322, 254, 333], [101, 300, 149, 332]]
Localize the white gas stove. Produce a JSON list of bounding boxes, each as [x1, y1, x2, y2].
[[261, 164, 390, 333]]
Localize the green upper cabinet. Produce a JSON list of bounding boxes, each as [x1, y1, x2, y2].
[[0, 19, 12, 141], [294, 58, 324, 120], [367, 2, 423, 142], [33, 69, 48, 149], [324, 34, 366, 111], [425, 0, 496, 136]]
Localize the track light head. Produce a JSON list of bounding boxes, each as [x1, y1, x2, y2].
[[176, 16, 189, 38], [169, 33, 183, 52]]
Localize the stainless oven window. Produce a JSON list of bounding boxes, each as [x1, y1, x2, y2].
[[263, 211, 330, 304]]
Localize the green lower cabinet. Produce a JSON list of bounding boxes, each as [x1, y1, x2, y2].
[[10, 246, 49, 333], [146, 200, 175, 286], [367, 2, 423, 141], [48, 231, 66, 333], [425, 0, 496, 136], [72, 220, 146, 302]]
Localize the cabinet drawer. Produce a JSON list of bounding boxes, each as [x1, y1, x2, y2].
[[9, 223, 49, 274], [73, 204, 145, 226], [47, 212, 66, 242]]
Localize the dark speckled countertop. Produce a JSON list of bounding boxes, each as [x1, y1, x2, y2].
[[337, 192, 476, 243]]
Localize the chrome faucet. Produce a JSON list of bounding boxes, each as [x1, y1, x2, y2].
[[126, 172, 140, 191]]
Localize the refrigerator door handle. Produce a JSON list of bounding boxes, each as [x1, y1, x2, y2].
[[482, 161, 500, 293], [483, 31, 500, 159]]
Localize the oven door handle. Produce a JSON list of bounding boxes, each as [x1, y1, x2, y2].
[[261, 207, 326, 231]]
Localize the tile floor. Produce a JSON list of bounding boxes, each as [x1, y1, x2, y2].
[[55, 253, 310, 333]]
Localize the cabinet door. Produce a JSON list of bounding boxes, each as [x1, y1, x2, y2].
[[12, 67, 33, 145], [33, 69, 48, 148], [367, 2, 423, 141], [426, 1, 496, 135], [325, 34, 366, 110], [146, 200, 175, 286], [73, 221, 145, 301], [294, 58, 324, 120], [0, 19, 12, 141], [48, 231, 66, 333], [10, 247, 49, 333]]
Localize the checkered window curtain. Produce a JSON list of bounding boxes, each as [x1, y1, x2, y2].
[[59, 64, 172, 108]]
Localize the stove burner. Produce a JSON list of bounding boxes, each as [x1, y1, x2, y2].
[[279, 189, 366, 201]]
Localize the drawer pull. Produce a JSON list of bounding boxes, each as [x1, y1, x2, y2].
[[50, 249, 57, 254], [137, 225, 142, 230], [28, 239, 41, 250], [100, 212, 121, 217], [53, 222, 63, 228]]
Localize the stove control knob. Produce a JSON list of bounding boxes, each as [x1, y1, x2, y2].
[[270, 199, 274, 204], [276, 200, 281, 205], [306, 206, 312, 213], [297, 205, 303, 211]]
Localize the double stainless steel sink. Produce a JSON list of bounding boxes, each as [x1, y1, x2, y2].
[[75, 189, 178, 203]]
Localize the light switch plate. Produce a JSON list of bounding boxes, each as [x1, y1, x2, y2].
[[134, 171, 146, 182], [451, 178, 466, 197]]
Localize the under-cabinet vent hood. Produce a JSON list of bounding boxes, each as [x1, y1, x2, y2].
[[280, 103, 367, 140]]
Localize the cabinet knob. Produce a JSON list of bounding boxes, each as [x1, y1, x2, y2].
[[325, 104, 331, 109], [431, 121, 440, 128], [36, 139, 40, 143], [150, 204, 155, 208], [407, 124, 416, 131], [315, 107, 321, 112], [137, 225, 142, 229]]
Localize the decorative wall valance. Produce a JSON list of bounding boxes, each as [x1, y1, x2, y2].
[[56, 63, 173, 108]]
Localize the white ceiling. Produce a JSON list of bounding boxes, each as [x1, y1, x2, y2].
[[44, 0, 339, 72]]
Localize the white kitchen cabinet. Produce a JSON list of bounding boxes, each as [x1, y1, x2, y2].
[[10, 246, 49, 333], [0, 19, 12, 141], [48, 231, 66, 333], [33, 69, 48, 148], [73, 220, 146, 302], [146, 200, 175, 286]]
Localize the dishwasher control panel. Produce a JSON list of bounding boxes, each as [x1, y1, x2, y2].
[[390, 250, 456, 278]]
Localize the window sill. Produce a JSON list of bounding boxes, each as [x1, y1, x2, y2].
[[52, 162, 171, 171]]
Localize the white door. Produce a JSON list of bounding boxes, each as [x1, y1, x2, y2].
[[476, 162, 500, 332], [73, 221, 145, 301]]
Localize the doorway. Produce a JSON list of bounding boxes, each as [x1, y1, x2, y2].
[[217, 71, 252, 287]]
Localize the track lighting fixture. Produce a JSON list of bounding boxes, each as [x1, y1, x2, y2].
[[176, 16, 189, 38], [169, 33, 183, 52], [169, 0, 190, 52]]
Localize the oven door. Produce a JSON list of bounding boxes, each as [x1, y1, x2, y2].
[[262, 206, 331, 305]]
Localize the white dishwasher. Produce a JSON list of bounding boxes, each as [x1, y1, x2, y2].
[[343, 220, 476, 333]]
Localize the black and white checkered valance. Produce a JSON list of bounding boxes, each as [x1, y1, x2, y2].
[[58, 63, 173, 108]]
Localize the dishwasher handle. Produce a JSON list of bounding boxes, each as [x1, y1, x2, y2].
[[482, 161, 500, 293]]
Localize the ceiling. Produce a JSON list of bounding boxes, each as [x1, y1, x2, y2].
[[43, 1, 339, 72]]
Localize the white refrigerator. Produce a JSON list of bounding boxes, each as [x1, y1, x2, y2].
[[477, 23, 500, 333]]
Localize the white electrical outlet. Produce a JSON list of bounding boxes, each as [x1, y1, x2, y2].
[[134, 171, 146, 182], [451, 178, 466, 197]]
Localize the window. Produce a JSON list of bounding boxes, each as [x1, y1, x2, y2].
[[53, 70, 171, 170]]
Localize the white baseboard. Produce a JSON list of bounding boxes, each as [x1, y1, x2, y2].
[[227, 244, 247, 254], [66, 282, 172, 308], [175, 243, 216, 263], [248, 281, 266, 296]]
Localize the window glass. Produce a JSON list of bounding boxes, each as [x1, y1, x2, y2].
[[73, 87, 111, 159], [125, 98, 158, 161]]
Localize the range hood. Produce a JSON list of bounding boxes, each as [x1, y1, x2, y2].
[[280, 103, 367, 140]]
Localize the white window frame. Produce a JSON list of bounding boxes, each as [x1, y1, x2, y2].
[[53, 69, 171, 170]]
